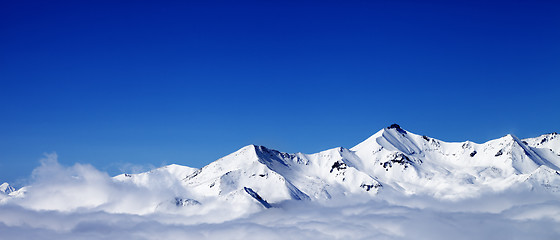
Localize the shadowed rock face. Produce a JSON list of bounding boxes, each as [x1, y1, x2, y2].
[[0, 183, 15, 194], [244, 187, 271, 208], [330, 161, 347, 173], [388, 124, 407, 134]]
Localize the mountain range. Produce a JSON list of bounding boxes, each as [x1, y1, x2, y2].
[[2, 124, 560, 211]]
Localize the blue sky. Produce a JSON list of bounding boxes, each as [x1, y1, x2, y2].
[[1, 0, 559, 185]]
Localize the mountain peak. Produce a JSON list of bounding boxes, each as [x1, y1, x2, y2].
[[387, 124, 407, 134], [0, 182, 15, 194], [505, 133, 517, 140], [241, 144, 258, 150]]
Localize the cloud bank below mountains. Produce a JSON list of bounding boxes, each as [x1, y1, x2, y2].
[[1, 154, 559, 240], [1, 198, 559, 240]]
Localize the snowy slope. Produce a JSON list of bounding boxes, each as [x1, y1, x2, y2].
[[0, 182, 15, 195], [0, 183, 24, 204], [182, 145, 310, 207], [114, 164, 198, 188], [351, 124, 560, 199], [0, 183, 15, 203], [522, 132, 560, 169], [179, 144, 382, 206]]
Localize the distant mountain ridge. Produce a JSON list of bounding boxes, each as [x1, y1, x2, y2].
[[3, 125, 560, 210]]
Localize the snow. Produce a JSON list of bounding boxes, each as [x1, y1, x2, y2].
[[348, 126, 560, 199], [0, 183, 15, 195], [114, 164, 198, 188], [0, 125, 559, 239]]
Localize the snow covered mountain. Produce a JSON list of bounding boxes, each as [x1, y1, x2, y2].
[[351, 125, 560, 198], [3, 125, 560, 211], [0, 183, 17, 203], [107, 124, 560, 209], [0, 182, 15, 195]]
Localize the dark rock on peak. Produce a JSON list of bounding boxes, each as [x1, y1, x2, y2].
[[380, 153, 415, 170], [387, 124, 407, 134], [175, 198, 201, 207], [495, 149, 503, 157], [360, 183, 381, 192], [254, 145, 290, 167], [330, 161, 347, 173]]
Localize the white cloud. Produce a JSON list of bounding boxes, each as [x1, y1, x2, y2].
[[1, 198, 559, 240], [0, 154, 559, 239]]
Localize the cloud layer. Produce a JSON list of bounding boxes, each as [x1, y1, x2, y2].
[[1, 154, 559, 239]]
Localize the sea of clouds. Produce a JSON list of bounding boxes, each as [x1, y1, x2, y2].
[[1, 153, 559, 240]]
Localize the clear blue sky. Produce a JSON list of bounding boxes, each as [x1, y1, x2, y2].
[[1, 0, 559, 185]]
